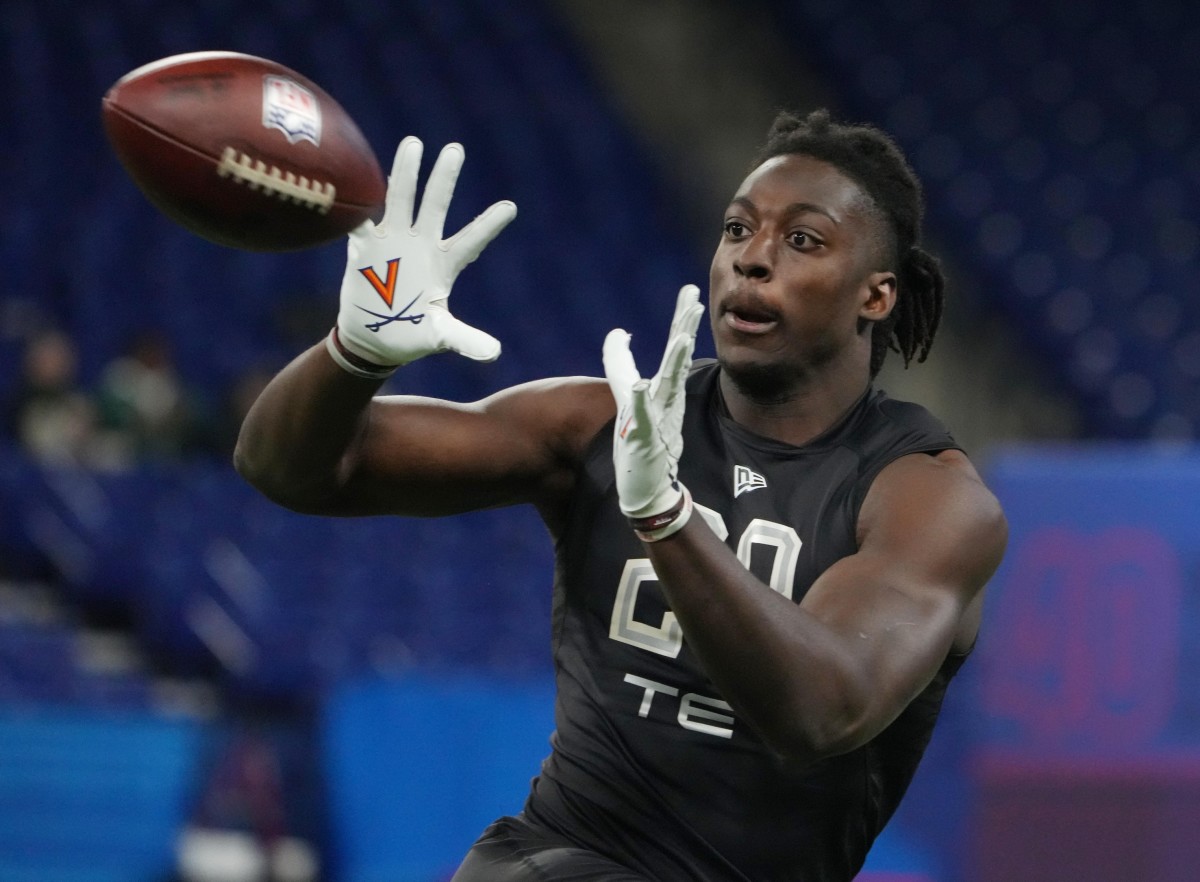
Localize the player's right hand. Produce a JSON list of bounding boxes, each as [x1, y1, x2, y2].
[[331, 137, 517, 373], [603, 285, 704, 528]]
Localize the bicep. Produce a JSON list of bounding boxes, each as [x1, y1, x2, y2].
[[334, 377, 614, 517], [799, 453, 1007, 731]]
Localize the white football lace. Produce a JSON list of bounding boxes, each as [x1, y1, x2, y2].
[[216, 147, 335, 213]]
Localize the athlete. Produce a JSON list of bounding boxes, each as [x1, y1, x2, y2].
[[235, 109, 1008, 881]]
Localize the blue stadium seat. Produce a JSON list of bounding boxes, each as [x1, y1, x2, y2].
[[764, 0, 1200, 439]]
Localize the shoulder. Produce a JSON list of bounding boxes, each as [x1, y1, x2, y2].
[[860, 449, 1008, 590], [831, 391, 961, 521], [863, 449, 1006, 541], [852, 391, 956, 458]]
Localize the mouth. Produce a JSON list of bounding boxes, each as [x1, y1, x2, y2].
[[720, 295, 780, 335]]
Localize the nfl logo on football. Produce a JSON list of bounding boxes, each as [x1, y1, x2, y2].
[[262, 76, 322, 146]]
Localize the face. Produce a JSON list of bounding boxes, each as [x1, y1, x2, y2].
[[708, 154, 896, 399]]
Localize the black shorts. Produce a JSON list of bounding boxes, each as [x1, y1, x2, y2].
[[450, 814, 652, 882]]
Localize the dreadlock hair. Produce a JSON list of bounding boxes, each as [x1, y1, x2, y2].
[[753, 109, 945, 377]]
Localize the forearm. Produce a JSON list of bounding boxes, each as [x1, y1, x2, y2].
[[645, 520, 872, 763], [234, 341, 382, 511]]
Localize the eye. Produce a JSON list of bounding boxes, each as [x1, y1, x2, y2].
[[724, 220, 748, 238], [788, 230, 820, 250]]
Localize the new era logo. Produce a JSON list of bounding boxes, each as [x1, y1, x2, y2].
[[734, 465, 767, 497]]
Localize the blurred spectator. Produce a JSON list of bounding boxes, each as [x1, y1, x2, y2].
[[7, 329, 100, 464], [176, 732, 319, 882], [96, 331, 202, 462]]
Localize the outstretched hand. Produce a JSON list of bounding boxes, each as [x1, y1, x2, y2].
[[603, 285, 705, 534], [332, 137, 517, 372]]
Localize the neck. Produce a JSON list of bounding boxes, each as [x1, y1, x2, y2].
[[718, 359, 872, 446]]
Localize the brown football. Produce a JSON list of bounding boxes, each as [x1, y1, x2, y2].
[[102, 51, 386, 252]]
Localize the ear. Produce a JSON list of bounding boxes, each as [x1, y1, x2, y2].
[[860, 271, 897, 321]]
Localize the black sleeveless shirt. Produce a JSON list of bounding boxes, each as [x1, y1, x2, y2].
[[524, 362, 966, 881]]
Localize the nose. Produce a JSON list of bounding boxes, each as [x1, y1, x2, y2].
[[733, 231, 773, 280]]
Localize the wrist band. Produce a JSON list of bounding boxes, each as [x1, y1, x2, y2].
[[325, 327, 399, 380], [630, 485, 693, 543]]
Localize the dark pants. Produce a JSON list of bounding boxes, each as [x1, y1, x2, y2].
[[450, 815, 651, 882]]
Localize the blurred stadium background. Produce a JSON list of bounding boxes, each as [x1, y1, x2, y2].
[[2, 0, 1199, 879]]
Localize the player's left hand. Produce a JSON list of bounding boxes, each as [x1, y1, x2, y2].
[[603, 285, 704, 536]]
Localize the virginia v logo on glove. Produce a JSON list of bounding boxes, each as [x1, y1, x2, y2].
[[354, 258, 426, 332], [357, 258, 404, 309]]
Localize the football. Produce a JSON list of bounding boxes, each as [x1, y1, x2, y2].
[[102, 51, 386, 252]]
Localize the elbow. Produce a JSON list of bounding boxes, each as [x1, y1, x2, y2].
[[232, 439, 324, 514], [231, 439, 255, 485], [232, 437, 275, 496], [766, 718, 871, 768], [232, 440, 284, 504], [768, 723, 868, 769], [805, 715, 873, 762], [755, 686, 876, 766]]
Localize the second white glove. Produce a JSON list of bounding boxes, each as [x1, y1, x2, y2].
[[603, 285, 705, 535], [332, 137, 517, 373]]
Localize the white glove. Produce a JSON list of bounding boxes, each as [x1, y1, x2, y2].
[[329, 136, 517, 375], [603, 285, 704, 537]]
